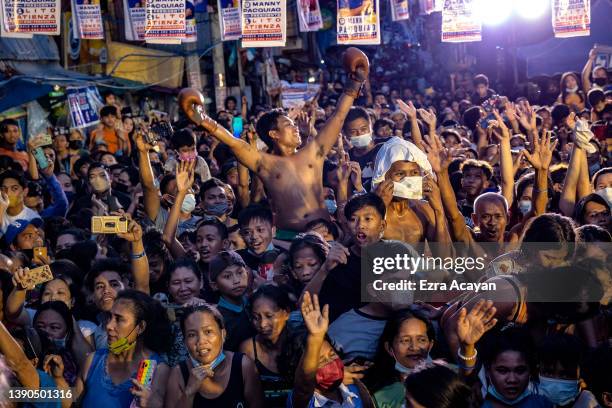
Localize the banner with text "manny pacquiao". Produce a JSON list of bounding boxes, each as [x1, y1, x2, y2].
[[336, 0, 380, 45], [241, 0, 286, 47]]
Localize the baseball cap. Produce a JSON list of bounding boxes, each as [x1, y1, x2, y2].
[[209, 250, 246, 282], [4, 218, 43, 245]]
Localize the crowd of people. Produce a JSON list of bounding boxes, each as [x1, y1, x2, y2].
[[0, 44, 610, 408]]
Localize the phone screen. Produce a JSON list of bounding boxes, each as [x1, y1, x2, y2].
[[232, 117, 244, 138]]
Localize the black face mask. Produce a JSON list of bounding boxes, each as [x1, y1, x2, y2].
[[594, 77, 607, 87], [113, 183, 130, 193], [69, 140, 84, 150]]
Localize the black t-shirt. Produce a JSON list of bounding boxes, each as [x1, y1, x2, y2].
[[237, 247, 285, 281], [349, 143, 383, 185], [319, 250, 365, 323]]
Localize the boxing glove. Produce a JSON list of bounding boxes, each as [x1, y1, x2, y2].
[[178, 88, 218, 132], [342, 47, 370, 83]]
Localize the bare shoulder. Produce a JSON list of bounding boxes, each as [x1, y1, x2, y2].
[[239, 337, 255, 359]]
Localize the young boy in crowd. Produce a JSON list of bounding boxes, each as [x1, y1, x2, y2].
[[237, 205, 285, 281], [209, 250, 255, 351]]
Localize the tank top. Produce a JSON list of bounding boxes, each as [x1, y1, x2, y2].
[[179, 352, 246, 408], [252, 338, 292, 407], [82, 349, 163, 408]]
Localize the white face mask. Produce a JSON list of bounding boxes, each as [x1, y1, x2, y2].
[[351, 132, 373, 148], [595, 187, 612, 208], [518, 200, 532, 216], [393, 176, 422, 200], [566, 85, 579, 93], [181, 193, 197, 213]]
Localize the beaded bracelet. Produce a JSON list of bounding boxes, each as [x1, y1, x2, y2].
[[130, 251, 146, 260]]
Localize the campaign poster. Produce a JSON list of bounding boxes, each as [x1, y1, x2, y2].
[[390, 0, 409, 21], [67, 87, 102, 128], [297, 0, 323, 32], [336, 0, 381, 45], [145, 0, 186, 43], [241, 0, 286, 47], [183, 0, 197, 42], [72, 0, 104, 39], [218, 0, 241, 41], [552, 0, 590, 38], [124, 0, 146, 40], [441, 0, 481, 43], [281, 82, 320, 109], [0, 0, 60, 35]]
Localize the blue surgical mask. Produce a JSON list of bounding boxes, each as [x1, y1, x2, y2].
[[538, 375, 580, 406], [52, 335, 67, 349], [596, 187, 612, 208], [392, 350, 431, 375], [350, 132, 372, 148], [191, 350, 226, 369], [182, 193, 197, 213], [518, 200, 532, 216], [206, 201, 229, 216], [324, 199, 337, 214], [488, 383, 532, 406]]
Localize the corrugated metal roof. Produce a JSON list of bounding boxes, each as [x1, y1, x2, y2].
[[0, 35, 59, 62]]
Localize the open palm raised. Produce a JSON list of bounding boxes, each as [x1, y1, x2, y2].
[[301, 292, 329, 338]]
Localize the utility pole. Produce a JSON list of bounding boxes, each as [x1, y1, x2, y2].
[[210, 11, 227, 112]]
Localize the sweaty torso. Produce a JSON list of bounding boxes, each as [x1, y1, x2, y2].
[[260, 154, 329, 232], [383, 200, 429, 243]]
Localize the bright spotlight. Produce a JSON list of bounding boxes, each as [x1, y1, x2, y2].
[[474, 0, 512, 26], [515, 0, 547, 20]]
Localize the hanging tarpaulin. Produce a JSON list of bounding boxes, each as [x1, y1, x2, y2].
[[0, 4, 31, 37], [552, 0, 590, 38], [0, 0, 60, 35], [218, 0, 241, 41], [124, 0, 146, 40], [71, 0, 104, 39], [66, 86, 103, 129], [390, 0, 409, 21], [297, 0, 323, 32], [145, 0, 186, 44], [441, 0, 481, 43], [183, 0, 197, 42], [241, 0, 286, 47], [264, 55, 281, 97], [336, 0, 381, 45], [281, 81, 321, 109]]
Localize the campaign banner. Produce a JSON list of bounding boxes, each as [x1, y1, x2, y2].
[[124, 0, 146, 40], [0, 0, 60, 35], [0, 3, 32, 37], [441, 0, 481, 43], [281, 81, 320, 109], [336, 0, 380, 45], [183, 0, 197, 42], [218, 0, 241, 41], [390, 0, 409, 21], [297, 0, 323, 32], [72, 0, 104, 39], [552, 0, 590, 38], [66, 87, 102, 129], [241, 0, 286, 47], [145, 0, 186, 43]]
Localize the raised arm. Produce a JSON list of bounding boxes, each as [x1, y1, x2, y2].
[[491, 110, 514, 206], [422, 133, 472, 243], [292, 292, 329, 408], [5, 268, 34, 325], [582, 48, 596, 93], [396, 100, 424, 150], [312, 48, 369, 157], [523, 129, 557, 215], [135, 131, 161, 222], [161, 161, 194, 259], [0, 319, 39, 388], [179, 89, 267, 174], [117, 215, 150, 295]]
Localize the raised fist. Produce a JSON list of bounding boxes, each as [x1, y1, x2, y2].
[[343, 47, 370, 83], [178, 88, 218, 132]]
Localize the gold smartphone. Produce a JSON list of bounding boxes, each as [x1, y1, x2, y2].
[[91, 216, 129, 234]]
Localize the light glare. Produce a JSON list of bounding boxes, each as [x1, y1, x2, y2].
[[515, 0, 548, 19], [474, 0, 513, 26]]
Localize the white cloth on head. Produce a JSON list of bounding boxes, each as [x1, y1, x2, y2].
[[371, 136, 433, 190]]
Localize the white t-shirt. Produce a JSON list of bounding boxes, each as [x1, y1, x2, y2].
[[1, 206, 40, 234]]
